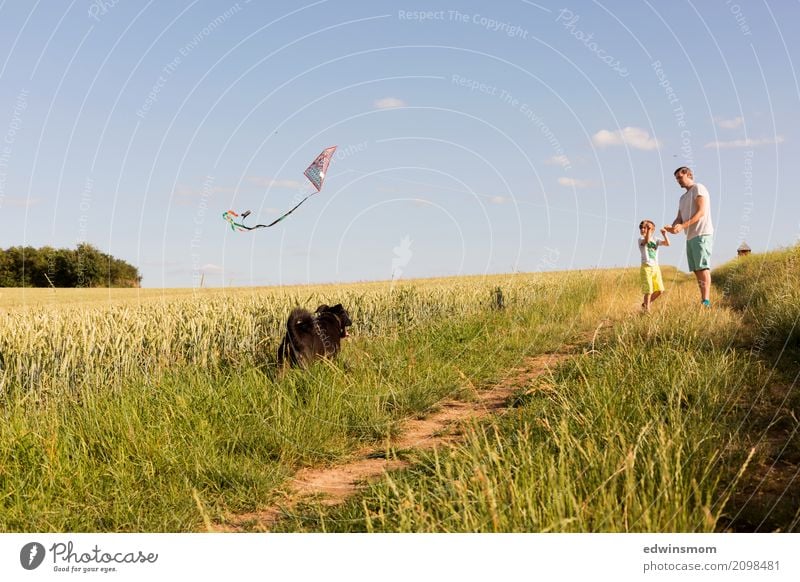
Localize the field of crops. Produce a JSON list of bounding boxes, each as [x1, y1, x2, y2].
[[1, 255, 797, 532], [0, 270, 608, 530], [0, 273, 597, 399]]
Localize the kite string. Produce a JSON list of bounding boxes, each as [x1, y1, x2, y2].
[[262, 190, 317, 227]]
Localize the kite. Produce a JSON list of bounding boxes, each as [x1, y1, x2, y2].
[[223, 146, 337, 232], [303, 145, 336, 191]]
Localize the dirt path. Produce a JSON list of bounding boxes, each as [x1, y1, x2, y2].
[[216, 349, 574, 532]]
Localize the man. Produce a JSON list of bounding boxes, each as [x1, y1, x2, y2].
[[664, 167, 714, 306]]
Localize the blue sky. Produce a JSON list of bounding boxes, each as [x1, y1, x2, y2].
[[0, 0, 797, 287]]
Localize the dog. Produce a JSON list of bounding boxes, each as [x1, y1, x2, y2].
[[277, 303, 352, 368]]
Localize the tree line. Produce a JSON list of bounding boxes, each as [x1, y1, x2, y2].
[[0, 243, 141, 287]]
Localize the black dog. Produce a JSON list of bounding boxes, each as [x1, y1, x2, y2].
[[277, 303, 352, 368]]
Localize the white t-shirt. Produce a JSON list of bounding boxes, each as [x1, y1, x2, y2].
[[639, 238, 663, 266], [678, 183, 714, 240]]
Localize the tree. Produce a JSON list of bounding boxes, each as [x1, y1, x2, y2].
[[0, 244, 142, 287]]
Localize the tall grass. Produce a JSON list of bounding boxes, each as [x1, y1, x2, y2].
[[8, 258, 792, 533], [715, 244, 800, 352], [713, 245, 800, 531], [274, 277, 778, 532], [0, 272, 601, 531]]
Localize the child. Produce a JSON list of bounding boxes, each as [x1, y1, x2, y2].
[[638, 220, 670, 312]]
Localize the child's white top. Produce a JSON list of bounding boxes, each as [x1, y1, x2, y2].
[[639, 238, 662, 266]]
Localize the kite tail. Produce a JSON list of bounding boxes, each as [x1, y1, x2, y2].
[[222, 194, 315, 231]]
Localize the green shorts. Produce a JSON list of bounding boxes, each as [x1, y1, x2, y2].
[[686, 235, 713, 272]]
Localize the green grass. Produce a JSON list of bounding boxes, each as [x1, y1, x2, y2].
[[713, 244, 800, 531], [271, 252, 800, 533], [274, 299, 764, 532], [3, 251, 797, 533], [0, 273, 598, 531], [715, 244, 800, 353]]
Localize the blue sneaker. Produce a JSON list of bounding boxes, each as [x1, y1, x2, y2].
[[701, 299, 711, 307]]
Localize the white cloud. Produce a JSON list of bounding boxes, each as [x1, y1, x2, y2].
[[544, 154, 571, 167], [200, 264, 223, 273], [716, 116, 744, 129], [411, 198, 434, 207], [489, 196, 506, 204], [592, 127, 660, 150], [1, 196, 40, 207], [704, 136, 784, 149], [558, 177, 594, 188], [374, 97, 406, 109]]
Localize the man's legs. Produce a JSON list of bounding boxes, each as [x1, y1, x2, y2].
[[687, 236, 712, 304], [693, 268, 710, 302]]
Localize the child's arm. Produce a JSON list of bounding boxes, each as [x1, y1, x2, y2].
[[659, 228, 671, 247]]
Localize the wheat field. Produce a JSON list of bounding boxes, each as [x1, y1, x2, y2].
[[1, 255, 797, 532]]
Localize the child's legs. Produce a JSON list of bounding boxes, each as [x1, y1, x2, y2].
[[650, 266, 664, 303], [640, 265, 654, 309]]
